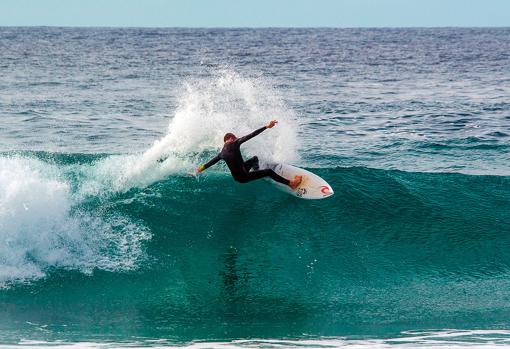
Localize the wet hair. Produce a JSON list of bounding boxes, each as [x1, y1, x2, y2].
[[224, 133, 236, 142]]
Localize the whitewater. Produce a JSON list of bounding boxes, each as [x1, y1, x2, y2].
[[0, 27, 510, 348]]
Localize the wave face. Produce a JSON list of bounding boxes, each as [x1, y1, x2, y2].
[[0, 152, 509, 342]]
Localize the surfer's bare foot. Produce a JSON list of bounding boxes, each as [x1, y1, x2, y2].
[[289, 175, 302, 189]]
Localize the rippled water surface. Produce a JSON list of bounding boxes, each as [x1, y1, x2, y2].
[[1, 27, 510, 173], [0, 27, 510, 348]]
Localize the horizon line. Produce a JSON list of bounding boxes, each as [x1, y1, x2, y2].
[[1, 25, 509, 29]]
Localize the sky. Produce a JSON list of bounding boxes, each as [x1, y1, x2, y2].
[[0, 0, 509, 27]]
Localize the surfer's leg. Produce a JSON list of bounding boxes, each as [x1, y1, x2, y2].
[[243, 156, 259, 172], [244, 169, 290, 185]]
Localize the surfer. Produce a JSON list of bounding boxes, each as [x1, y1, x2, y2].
[[196, 120, 302, 189]]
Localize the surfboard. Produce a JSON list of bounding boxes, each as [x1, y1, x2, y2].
[[262, 162, 334, 199]]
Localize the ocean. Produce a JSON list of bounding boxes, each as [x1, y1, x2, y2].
[[0, 27, 509, 348]]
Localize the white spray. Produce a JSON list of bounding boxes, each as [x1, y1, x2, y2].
[[83, 71, 299, 194]]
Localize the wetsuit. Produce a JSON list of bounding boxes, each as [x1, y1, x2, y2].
[[201, 126, 290, 185]]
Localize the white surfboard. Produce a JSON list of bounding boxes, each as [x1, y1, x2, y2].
[[262, 163, 334, 200]]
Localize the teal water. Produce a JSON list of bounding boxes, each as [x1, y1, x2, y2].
[[1, 153, 509, 344], [1, 27, 510, 347]]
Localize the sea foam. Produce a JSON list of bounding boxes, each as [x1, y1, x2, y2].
[[0, 156, 150, 286]]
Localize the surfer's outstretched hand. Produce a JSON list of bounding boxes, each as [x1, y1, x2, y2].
[[267, 120, 278, 128]]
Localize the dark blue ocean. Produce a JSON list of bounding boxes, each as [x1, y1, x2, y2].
[[1, 27, 510, 348]]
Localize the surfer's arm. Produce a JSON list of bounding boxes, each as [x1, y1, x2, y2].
[[238, 121, 277, 144], [237, 127, 267, 144], [197, 154, 221, 173]]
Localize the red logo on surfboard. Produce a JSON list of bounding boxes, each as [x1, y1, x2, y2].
[[320, 186, 332, 197]]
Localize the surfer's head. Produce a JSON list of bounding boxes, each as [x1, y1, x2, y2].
[[224, 133, 237, 143]]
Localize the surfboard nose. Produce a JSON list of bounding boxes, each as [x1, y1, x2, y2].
[[320, 184, 334, 197]]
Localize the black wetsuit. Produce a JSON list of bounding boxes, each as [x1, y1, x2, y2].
[[202, 127, 290, 185]]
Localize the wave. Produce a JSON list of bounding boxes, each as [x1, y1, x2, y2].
[[1, 150, 508, 286], [0, 150, 509, 340]]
